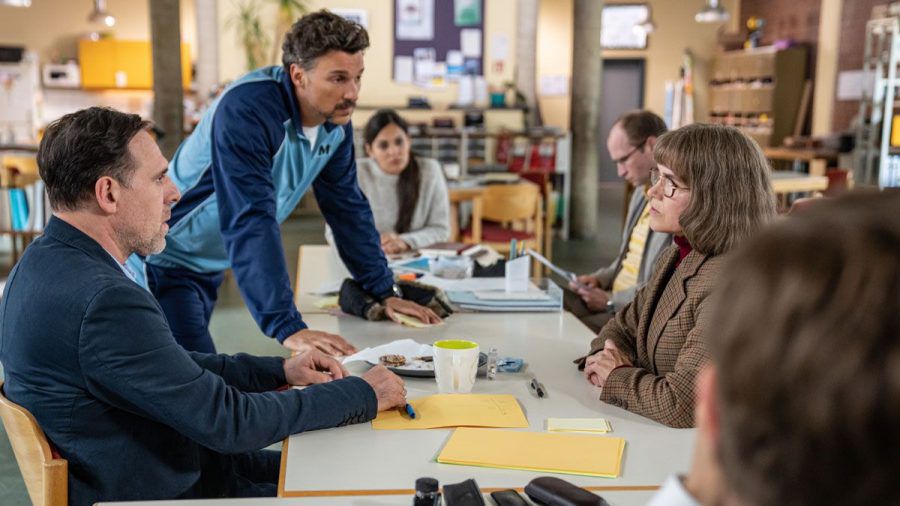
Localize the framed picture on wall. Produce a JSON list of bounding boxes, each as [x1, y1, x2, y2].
[[601, 4, 651, 50], [331, 8, 369, 28]]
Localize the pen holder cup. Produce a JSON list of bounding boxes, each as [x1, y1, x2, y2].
[[433, 339, 480, 394], [504, 256, 530, 293]]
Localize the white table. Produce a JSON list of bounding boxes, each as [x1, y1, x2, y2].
[[294, 245, 350, 315], [278, 313, 695, 500], [99, 489, 657, 505]]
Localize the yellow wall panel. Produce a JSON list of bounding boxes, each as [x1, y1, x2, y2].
[[79, 40, 192, 90], [79, 40, 116, 89]]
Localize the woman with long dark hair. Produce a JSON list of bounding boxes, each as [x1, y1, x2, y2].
[[326, 109, 450, 254]]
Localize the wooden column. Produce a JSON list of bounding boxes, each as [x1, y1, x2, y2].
[[569, 0, 603, 239], [194, 0, 219, 101], [149, 0, 184, 159]]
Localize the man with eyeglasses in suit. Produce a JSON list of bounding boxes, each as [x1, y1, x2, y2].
[[565, 110, 672, 333]]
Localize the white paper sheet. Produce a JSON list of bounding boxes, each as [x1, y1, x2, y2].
[[397, 0, 434, 40], [343, 339, 433, 364], [460, 28, 482, 58], [417, 275, 507, 292], [394, 56, 414, 83]]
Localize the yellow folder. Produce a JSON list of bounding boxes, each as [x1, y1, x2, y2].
[[372, 394, 528, 430], [437, 427, 626, 478]]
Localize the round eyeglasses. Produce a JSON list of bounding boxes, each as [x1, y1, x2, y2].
[[649, 167, 689, 199]]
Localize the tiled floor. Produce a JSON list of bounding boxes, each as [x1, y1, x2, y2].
[[0, 185, 624, 503]]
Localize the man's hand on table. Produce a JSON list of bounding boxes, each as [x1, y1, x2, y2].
[[362, 365, 408, 411], [383, 297, 442, 325], [283, 329, 357, 356], [283, 349, 350, 386]]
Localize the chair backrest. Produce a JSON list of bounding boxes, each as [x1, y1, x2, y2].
[[0, 381, 68, 506], [480, 182, 541, 223]]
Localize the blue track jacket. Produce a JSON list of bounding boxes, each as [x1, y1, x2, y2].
[[141, 66, 393, 343]]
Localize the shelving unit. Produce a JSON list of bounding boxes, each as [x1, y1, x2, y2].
[[708, 46, 808, 148], [855, 16, 900, 188]]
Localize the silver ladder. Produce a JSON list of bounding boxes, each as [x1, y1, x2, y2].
[[856, 17, 900, 188]]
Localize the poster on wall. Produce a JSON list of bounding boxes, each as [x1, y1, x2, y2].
[[601, 4, 650, 49], [454, 0, 481, 26], [331, 8, 369, 28], [397, 0, 434, 41], [393, 0, 485, 84]]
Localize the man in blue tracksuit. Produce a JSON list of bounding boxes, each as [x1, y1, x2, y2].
[[140, 11, 440, 353]]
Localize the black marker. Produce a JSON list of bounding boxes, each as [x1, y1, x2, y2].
[[530, 377, 546, 398]]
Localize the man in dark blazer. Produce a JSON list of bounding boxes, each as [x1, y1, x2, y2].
[[0, 107, 407, 505]]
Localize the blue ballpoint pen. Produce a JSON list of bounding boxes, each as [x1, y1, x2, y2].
[[509, 239, 517, 260], [404, 403, 417, 419]]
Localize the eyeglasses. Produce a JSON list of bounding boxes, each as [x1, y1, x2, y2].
[[613, 139, 646, 165], [649, 167, 689, 199]]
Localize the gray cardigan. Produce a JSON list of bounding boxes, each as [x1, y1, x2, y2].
[[326, 157, 450, 249], [592, 186, 672, 310]]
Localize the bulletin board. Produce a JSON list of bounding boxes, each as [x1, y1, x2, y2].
[[392, 0, 485, 86]]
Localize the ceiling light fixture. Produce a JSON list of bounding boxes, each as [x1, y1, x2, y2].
[[1, 0, 32, 7], [695, 0, 730, 24], [88, 0, 116, 27]]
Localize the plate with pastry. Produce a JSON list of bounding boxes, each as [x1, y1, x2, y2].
[[368, 352, 488, 378]]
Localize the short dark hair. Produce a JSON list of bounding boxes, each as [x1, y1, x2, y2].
[[281, 9, 369, 73], [38, 107, 151, 211], [363, 109, 420, 234], [711, 191, 900, 505], [614, 110, 668, 146]]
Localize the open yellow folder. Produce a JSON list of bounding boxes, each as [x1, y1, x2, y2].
[[372, 394, 528, 430], [437, 427, 626, 478]]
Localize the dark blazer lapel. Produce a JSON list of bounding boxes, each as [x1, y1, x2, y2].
[[645, 250, 708, 367]]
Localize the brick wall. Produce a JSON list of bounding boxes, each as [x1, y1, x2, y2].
[[740, 0, 820, 133], [833, 0, 891, 131]]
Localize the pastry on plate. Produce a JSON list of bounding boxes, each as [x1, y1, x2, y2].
[[379, 354, 407, 367]]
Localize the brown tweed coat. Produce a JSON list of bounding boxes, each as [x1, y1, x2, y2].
[[578, 245, 722, 428]]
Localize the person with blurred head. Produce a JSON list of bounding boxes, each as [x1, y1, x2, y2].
[[577, 123, 776, 428], [649, 191, 900, 505], [0, 107, 409, 505], [326, 109, 449, 254], [566, 110, 672, 332]]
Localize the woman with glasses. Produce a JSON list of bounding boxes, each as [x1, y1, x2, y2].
[[325, 109, 450, 254], [576, 123, 776, 428]]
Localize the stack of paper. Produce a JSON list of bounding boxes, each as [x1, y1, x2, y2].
[[373, 394, 528, 430], [437, 428, 626, 478], [547, 418, 612, 434], [448, 290, 559, 312]]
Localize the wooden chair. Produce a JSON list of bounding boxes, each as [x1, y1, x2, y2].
[[0, 381, 68, 506], [462, 182, 543, 261], [518, 171, 555, 264]]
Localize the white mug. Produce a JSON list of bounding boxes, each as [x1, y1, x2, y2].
[[433, 339, 480, 394]]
